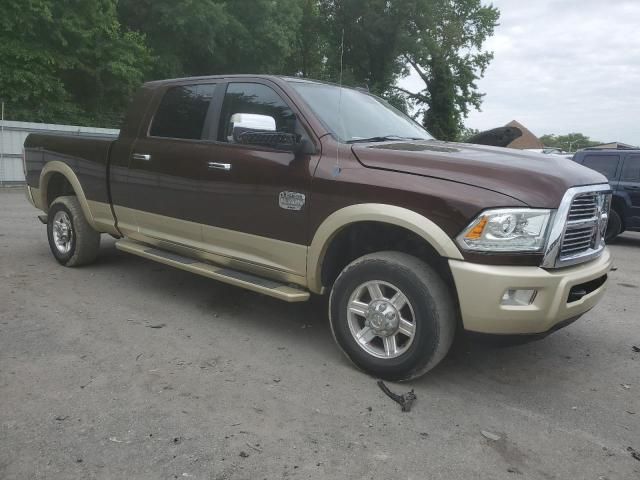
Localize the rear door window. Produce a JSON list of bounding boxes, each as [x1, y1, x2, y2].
[[582, 154, 620, 180], [150, 84, 217, 140], [622, 154, 640, 181]]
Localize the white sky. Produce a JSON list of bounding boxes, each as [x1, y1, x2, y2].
[[398, 0, 640, 145]]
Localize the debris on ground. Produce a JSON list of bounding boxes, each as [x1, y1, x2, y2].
[[246, 442, 262, 453], [481, 430, 502, 441], [507, 467, 522, 474], [239, 451, 249, 458], [55, 415, 68, 421], [146, 323, 166, 329], [632, 345, 640, 353], [376, 380, 416, 412], [621, 384, 631, 390], [628, 446, 640, 461]]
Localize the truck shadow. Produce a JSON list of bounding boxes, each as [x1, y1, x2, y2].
[[92, 239, 600, 391], [609, 231, 640, 247]]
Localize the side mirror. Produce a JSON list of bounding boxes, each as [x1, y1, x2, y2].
[[228, 113, 314, 154]]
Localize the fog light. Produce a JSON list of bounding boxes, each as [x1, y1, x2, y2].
[[501, 289, 537, 306]]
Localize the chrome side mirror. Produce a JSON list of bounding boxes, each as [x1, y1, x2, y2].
[[229, 113, 297, 149]]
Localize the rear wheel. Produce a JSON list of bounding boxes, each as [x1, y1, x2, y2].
[[605, 209, 622, 243], [47, 196, 100, 266], [329, 251, 457, 381]]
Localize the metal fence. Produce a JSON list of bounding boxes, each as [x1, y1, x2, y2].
[[0, 117, 119, 185]]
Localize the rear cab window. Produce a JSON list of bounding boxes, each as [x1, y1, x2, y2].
[[150, 84, 217, 140], [581, 154, 620, 180]]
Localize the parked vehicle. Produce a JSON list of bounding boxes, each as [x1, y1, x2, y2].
[[24, 75, 613, 380], [573, 148, 640, 241]]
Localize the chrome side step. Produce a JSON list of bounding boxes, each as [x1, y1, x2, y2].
[[115, 239, 310, 302]]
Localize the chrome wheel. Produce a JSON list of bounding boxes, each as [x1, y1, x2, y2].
[[52, 211, 73, 254], [347, 280, 416, 359]]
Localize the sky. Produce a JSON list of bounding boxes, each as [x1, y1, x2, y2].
[[399, 0, 640, 145]]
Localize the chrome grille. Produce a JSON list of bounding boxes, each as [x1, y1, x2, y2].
[[566, 194, 598, 221], [559, 191, 610, 262], [542, 184, 611, 268]]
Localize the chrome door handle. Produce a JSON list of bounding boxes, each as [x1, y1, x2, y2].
[[132, 153, 151, 161], [208, 162, 231, 171]]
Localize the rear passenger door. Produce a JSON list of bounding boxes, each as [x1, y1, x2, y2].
[[619, 154, 640, 228], [127, 82, 219, 249]]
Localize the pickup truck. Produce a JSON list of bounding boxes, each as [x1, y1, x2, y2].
[[24, 75, 613, 380]]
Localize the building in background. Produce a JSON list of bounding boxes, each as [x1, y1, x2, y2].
[[0, 121, 118, 184], [586, 142, 637, 150], [504, 120, 544, 150]]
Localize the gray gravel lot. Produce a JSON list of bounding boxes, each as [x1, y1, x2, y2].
[[1, 187, 639, 479]]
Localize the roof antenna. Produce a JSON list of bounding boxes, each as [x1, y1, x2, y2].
[[332, 28, 345, 177]]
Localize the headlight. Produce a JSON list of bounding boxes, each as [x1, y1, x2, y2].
[[457, 208, 552, 252]]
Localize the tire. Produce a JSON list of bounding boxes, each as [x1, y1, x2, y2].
[[329, 251, 457, 381], [47, 196, 100, 267], [605, 209, 622, 243]]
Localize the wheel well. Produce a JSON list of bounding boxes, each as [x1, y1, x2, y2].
[[611, 195, 625, 230], [320, 222, 455, 290], [46, 173, 75, 207]]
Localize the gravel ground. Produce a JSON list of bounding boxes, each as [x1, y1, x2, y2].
[[1, 187, 639, 480]]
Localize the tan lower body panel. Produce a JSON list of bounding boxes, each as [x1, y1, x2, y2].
[[27, 185, 119, 236], [116, 239, 309, 302], [449, 248, 612, 334], [112, 205, 308, 288]]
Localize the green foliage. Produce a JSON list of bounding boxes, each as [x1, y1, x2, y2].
[[457, 126, 481, 142], [0, 0, 151, 126], [401, 0, 500, 140], [539, 133, 601, 152], [1, 0, 498, 133]]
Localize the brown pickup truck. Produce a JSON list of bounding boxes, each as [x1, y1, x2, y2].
[[24, 75, 613, 380]]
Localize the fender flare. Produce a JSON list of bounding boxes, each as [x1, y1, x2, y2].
[[39, 161, 99, 230], [306, 203, 464, 293]]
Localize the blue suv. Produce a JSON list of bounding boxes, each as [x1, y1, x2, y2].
[[573, 149, 640, 241]]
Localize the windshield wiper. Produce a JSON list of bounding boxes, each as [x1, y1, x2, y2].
[[346, 135, 424, 144]]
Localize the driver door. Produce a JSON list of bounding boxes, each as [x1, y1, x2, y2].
[[198, 80, 318, 281]]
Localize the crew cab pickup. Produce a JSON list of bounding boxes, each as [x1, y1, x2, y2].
[[24, 75, 613, 380]]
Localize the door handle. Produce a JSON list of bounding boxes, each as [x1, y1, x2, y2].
[[132, 153, 151, 161], [208, 162, 231, 171], [625, 185, 640, 190]]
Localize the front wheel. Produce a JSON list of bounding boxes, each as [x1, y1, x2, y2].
[[47, 196, 100, 267], [329, 252, 457, 381]]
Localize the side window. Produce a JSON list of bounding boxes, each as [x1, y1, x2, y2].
[[622, 155, 640, 181], [150, 84, 216, 139], [582, 154, 620, 180], [218, 83, 296, 145]]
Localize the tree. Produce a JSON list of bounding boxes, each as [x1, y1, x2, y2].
[[118, 0, 303, 78], [0, 0, 150, 126], [320, 0, 412, 94], [539, 133, 601, 152], [397, 0, 499, 140]]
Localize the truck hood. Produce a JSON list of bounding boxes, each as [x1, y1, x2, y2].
[[351, 140, 608, 208]]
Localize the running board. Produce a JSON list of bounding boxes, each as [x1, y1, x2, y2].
[[115, 239, 310, 302]]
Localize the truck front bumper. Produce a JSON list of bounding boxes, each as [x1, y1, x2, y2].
[[449, 248, 612, 335]]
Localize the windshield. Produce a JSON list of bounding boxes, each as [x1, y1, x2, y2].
[[289, 81, 433, 143]]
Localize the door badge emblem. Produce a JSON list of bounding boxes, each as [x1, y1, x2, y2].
[[279, 191, 306, 211]]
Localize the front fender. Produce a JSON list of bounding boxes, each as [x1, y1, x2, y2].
[[307, 203, 463, 293]]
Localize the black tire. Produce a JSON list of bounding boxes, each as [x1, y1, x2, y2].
[[329, 251, 457, 381], [47, 196, 100, 267], [605, 209, 622, 243]]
